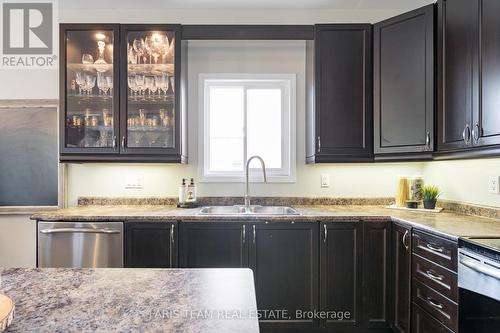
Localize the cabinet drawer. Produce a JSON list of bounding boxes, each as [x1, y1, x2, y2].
[[412, 254, 458, 302], [412, 230, 457, 271], [412, 280, 458, 332], [412, 303, 453, 333]]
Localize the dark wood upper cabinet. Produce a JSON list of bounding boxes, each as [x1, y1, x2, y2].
[[249, 222, 319, 329], [374, 5, 435, 158], [361, 221, 391, 329], [125, 222, 177, 268], [476, 0, 500, 147], [307, 24, 373, 163], [178, 222, 248, 268], [320, 222, 363, 329], [392, 223, 412, 333], [59, 24, 186, 163], [437, 0, 479, 152]]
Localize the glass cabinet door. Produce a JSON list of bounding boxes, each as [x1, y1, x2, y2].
[[63, 25, 120, 153], [121, 25, 179, 154]]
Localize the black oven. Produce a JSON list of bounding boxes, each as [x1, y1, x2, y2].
[[458, 238, 500, 333]]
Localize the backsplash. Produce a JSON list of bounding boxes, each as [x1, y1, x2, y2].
[[77, 196, 500, 220]]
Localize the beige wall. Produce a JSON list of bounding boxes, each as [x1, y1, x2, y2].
[[422, 158, 500, 208]]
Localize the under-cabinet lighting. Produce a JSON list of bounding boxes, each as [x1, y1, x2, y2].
[[95, 32, 106, 40]]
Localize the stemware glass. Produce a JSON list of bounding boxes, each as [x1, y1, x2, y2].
[[85, 74, 96, 95], [135, 74, 145, 96], [133, 38, 145, 64], [75, 71, 85, 95], [97, 72, 107, 95], [159, 72, 169, 95], [144, 76, 154, 96], [169, 76, 175, 94], [106, 76, 113, 95], [144, 36, 154, 64]]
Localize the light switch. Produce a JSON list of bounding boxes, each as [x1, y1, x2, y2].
[[321, 174, 330, 188], [488, 176, 499, 194], [125, 175, 143, 189]]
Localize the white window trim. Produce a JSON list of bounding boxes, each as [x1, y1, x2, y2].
[[198, 73, 296, 183]]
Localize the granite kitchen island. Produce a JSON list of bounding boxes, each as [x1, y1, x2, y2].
[[0, 268, 259, 333]]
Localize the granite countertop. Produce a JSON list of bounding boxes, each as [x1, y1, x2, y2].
[[0, 268, 259, 333], [30, 204, 500, 240]]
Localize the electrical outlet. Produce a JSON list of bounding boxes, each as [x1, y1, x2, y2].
[[321, 174, 330, 188], [488, 176, 499, 194], [125, 175, 143, 189]]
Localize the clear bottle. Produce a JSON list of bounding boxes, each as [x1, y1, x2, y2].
[[178, 178, 187, 203], [186, 178, 197, 202]]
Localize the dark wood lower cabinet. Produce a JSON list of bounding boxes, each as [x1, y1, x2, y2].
[[392, 223, 412, 333], [178, 222, 248, 268], [412, 303, 453, 333], [320, 222, 363, 329], [362, 221, 391, 329], [125, 222, 177, 268], [249, 222, 319, 329]]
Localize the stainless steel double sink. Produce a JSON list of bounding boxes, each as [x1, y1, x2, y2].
[[198, 205, 300, 215]]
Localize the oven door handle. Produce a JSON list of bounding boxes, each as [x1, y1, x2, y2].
[[40, 228, 121, 234], [460, 257, 500, 281]]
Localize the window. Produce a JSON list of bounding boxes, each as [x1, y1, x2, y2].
[[199, 74, 296, 182]]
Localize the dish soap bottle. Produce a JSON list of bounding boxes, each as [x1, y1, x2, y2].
[[186, 178, 197, 203], [178, 178, 187, 204]]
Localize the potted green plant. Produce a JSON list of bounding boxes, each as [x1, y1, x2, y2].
[[421, 185, 440, 210]]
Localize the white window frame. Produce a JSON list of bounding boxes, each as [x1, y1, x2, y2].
[[198, 73, 296, 183]]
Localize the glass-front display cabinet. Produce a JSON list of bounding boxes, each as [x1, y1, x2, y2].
[[60, 24, 185, 163]]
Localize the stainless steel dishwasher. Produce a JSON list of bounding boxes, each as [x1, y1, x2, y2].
[[37, 221, 123, 268]]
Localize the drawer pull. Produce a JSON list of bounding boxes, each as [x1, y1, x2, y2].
[[426, 243, 444, 253], [426, 297, 444, 310], [425, 270, 444, 281]]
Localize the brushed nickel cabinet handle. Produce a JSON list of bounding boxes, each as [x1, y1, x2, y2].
[[323, 224, 327, 243], [242, 225, 246, 244], [112, 135, 117, 149], [426, 297, 444, 310], [317, 136, 321, 153], [121, 136, 126, 149], [426, 243, 444, 253], [426, 131, 431, 150], [252, 225, 256, 244], [402, 230, 409, 250], [463, 124, 471, 145], [170, 224, 175, 244], [425, 270, 444, 281], [472, 123, 480, 144]]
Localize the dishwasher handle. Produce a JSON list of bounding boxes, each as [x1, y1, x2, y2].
[[40, 228, 121, 234]]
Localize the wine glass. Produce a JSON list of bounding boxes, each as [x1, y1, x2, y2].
[[135, 74, 145, 97], [144, 76, 154, 97], [97, 72, 107, 95], [144, 36, 154, 64], [159, 73, 169, 95], [128, 75, 138, 99], [169, 76, 175, 94], [85, 74, 96, 95], [106, 76, 113, 95], [132, 38, 144, 64], [75, 71, 85, 95]]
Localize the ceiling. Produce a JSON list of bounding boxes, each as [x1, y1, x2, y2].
[[61, 0, 435, 10]]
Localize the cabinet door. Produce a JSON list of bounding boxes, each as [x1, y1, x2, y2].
[[475, 0, 500, 147], [125, 222, 176, 268], [178, 222, 248, 268], [119, 24, 184, 159], [308, 24, 373, 162], [374, 5, 435, 155], [437, 0, 479, 151], [249, 222, 319, 328], [392, 223, 412, 333], [320, 222, 363, 329], [60, 24, 120, 155], [362, 221, 391, 329]]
